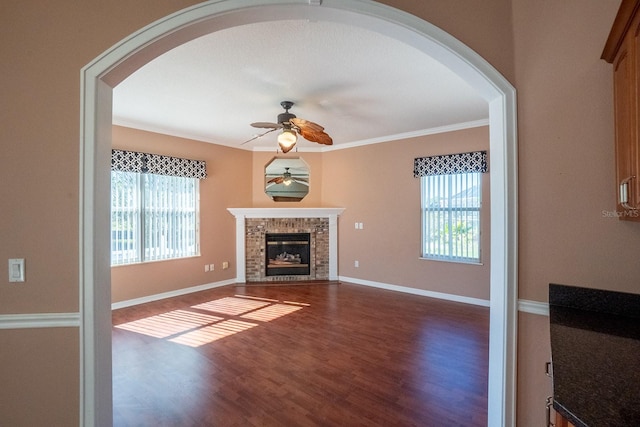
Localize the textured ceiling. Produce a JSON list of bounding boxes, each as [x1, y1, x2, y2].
[[112, 19, 488, 151]]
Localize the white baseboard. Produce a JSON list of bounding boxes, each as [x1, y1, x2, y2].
[[339, 276, 491, 307], [339, 276, 550, 315], [517, 299, 549, 316], [0, 312, 81, 329], [111, 279, 237, 310]]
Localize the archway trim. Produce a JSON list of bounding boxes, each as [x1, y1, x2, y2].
[[80, 1, 518, 425]]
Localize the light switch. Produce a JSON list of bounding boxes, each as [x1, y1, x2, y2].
[[8, 258, 25, 282]]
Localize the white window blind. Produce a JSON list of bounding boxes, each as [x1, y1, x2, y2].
[[112, 171, 142, 265], [421, 172, 481, 262], [415, 150, 486, 263], [110, 149, 205, 266], [144, 173, 199, 262], [111, 171, 200, 266]]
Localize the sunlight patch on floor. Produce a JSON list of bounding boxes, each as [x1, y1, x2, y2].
[[283, 300, 310, 306], [114, 295, 310, 347], [114, 309, 222, 338], [234, 294, 279, 303], [193, 296, 271, 315], [241, 304, 303, 321], [169, 319, 258, 347]]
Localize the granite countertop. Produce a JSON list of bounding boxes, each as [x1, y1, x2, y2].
[[549, 284, 640, 427]]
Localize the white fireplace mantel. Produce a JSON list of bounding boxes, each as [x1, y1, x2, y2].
[[227, 208, 345, 282]]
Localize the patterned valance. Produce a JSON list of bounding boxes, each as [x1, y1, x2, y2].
[[111, 149, 207, 179], [413, 150, 488, 177]]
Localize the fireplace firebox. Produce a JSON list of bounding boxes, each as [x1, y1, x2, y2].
[[265, 233, 311, 277]]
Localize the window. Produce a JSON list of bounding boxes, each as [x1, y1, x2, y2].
[[110, 149, 206, 266], [414, 150, 487, 263], [111, 171, 200, 266], [421, 172, 481, 262]]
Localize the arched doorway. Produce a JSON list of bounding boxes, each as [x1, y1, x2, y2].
[[80, 1, 517, 425]]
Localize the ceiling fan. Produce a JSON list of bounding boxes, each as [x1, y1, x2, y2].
[[244, 101, 333, 153], [266, 167, 308, 186]]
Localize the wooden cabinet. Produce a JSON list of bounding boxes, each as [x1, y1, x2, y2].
[[546, 397, 575, 427], [555, 412, 575, 427], [603, 0, 640, 221]]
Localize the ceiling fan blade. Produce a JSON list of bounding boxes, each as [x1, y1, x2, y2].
[[251, 122, 283, 129], [290, 117, 323, 132], [240, 127, 277, 145], [267, 176, 284, 184], [297, 127, 333, 146], [291, 117, 333, 146]]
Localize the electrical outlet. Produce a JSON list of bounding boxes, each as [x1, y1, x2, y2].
[[210, 263, 215, 271], [222, 261, 229, 269], [354, 260, 359, 268], [204, 264, 209, 272]]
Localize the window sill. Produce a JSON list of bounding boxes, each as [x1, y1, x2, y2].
[[419, 257, 483, 266], [111, 254, 201, 268]]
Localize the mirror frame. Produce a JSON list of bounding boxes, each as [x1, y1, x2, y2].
[[264, 157, 310, 202]]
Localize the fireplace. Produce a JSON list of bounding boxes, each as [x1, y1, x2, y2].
[[265, 233, 311, 276], [227, 208, 345, 283]]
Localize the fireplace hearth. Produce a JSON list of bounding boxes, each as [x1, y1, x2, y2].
[[265, 233, 311, 276]]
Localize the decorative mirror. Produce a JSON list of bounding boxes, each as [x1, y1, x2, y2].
[[264, 157, 310, 202]]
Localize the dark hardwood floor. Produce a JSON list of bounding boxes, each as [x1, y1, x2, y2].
[[112, 282, 489, 426]]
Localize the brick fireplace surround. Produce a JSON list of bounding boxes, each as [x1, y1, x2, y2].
[[227, 208, 345, 283]]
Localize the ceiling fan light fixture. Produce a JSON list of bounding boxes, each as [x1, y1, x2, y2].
[[247, 100, 332, 149], [281, 168, 293, 186], [277, 129, 297, 153]]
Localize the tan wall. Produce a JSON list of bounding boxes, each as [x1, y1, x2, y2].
[[111, 126, 490, 302], [0, 328, 79, 426], [514, 0, 637, 300], [111, 126, 250, 302], [113, 126, 486, 301], [323, 127, 491, 300], [377, 0, 516, 83], [1, 0, 634, 425], [517, 311, 553, 426], [512, 2, 628, 424]]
